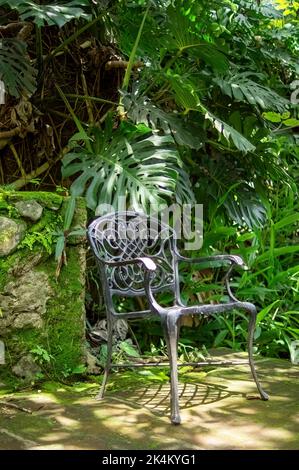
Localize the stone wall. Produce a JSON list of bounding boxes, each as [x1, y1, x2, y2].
[[0, 190, 86, 381]]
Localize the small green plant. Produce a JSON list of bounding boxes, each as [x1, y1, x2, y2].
[[30, 345, 54, 366], [7, 204, 20, 219], [55, 185, 69, 195], [61, 363, 87, 378], [29, 178, 42, 186], [19, 223, 59, 254], [98, 339, 140, 368]]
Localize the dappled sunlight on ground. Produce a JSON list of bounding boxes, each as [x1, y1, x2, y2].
[[0, 352, 298, 450]]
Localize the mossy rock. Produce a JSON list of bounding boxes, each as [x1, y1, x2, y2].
[[0, 217, 26, 257], [0, 191, 87, 383], [15, 200, 43, 222], [6, 191, 63, 211]]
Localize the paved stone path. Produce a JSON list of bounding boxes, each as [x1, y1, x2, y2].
[[0, 351, 298, 450]]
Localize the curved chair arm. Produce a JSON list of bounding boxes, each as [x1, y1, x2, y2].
[[101, 256, 166, 315], [177, 253, 247, 302], [176, 253, 247, 269]]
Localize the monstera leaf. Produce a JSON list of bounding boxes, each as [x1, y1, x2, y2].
[[205, 110, 256, 153], [122, 91, 204, 150], [0, 0, 91, 27], [167, 75, 255, 153], [0, 38, 37, 98], [214, 72, 289, 113], [62, 126, 194, 211], [224, 184, 267, 229]]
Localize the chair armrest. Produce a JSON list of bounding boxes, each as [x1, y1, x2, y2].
[[177, 253, 247, 269], [177, 254, 247, 302], [101, 257, 165, 314]]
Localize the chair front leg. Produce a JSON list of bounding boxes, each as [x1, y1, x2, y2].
[[96, 316, 114, 400], [247, 305, 269, 401], [161, 313, 181, 425]]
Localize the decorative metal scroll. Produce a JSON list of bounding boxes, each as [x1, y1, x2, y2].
[[88, 212, 176, 296]]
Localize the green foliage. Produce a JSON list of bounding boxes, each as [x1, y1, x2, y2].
[[1, 0, 298, 363], [263, 111, 299, 127], [214, 72, 290, 112], [114, 0, 298, 227], [19, 223, 58, 254], [204, 110, 256, 154], [98, 339, 140, 368], [223, 184, 267, 229], [166, 5, 230, 72], [0, 0, 91, 27], [30, 345, 53, 366], [119, 339, 140, 358], [62, 121, 194, 211], [179, 138, 299, 358], [79, 0, 299, 359], [122, 90, 204, 149], [0, 38, 37, 98]]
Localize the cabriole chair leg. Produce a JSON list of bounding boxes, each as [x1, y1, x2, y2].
[[162, 315, 181, 425], [247, 306, 269, 401], [96, 317, 113, 400]]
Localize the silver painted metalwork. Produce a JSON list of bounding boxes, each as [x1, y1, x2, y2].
[[87, 211, 269, 425]]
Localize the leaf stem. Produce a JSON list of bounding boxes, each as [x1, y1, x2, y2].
[[55, 84, 93, 153], [118, 1, 151, 118]]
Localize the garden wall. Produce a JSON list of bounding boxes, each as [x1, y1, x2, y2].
[[0, 191, 86, 382]]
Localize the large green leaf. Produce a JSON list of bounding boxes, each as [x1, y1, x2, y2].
[[167, 75, 255, 153], [168, 74, 202, 112], [167, 6, 229, 72], [0, 0, 91, 27], [214, 72, 290, 112], [122, 91, 204, 150], [205, 110, 256, 153], [62, 127, 194, 211], [197, 157, 268, 229], [223, 184, 267, 229], [0, 38, 37, 98]]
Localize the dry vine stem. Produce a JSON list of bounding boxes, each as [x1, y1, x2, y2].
[[0, 400, 32, 414]]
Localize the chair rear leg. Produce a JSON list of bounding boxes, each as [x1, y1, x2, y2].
[[96, 317, 113, 400], [162, 315, 181, 425], [248, 307, 269, 401]]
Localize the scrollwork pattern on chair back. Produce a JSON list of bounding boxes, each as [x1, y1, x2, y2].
[[88, 212, 176, 296]]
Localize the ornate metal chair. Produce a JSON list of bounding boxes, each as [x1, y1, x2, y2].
[[87, 211, 269, 424]]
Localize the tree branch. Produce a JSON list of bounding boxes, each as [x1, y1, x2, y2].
[[11, 146, 70, 190], [105, 60, 143, 70]]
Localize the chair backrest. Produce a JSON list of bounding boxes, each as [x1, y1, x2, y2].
[[87, 212, 178, 312]]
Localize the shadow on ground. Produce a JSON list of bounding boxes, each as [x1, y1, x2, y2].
[[0, 350, 298, 450]]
